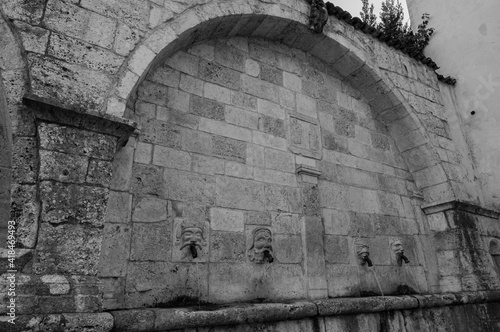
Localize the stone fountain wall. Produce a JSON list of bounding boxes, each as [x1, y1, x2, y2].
[[98, 36, 431, 309], [0, 0, 500, 331]]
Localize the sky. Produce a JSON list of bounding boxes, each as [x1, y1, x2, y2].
[[333, 0, 411, 25]]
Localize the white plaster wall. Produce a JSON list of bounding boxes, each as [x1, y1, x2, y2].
[[407, 0, 500, 210]]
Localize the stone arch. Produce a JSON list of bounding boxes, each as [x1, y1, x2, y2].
[[106, 0, 455, 203]]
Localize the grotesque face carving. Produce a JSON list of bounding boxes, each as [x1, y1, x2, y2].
[[355, 240, 370, 259], [179, 226, 204, 249], [248, 227, 274, 264], [354, 239, 372, 266], [174, 219, 207, 261], [391, 239, 404, 255]]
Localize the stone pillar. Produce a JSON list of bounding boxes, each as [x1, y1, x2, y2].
[[1, 95, 136, 314], [422, 201, 500, 293], [297, 165, 328, 299]]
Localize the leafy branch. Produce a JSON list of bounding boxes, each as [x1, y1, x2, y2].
[[360, 0, 434, 57]]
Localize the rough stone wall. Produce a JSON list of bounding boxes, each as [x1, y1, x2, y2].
[[7, 119, 117, 314], [0, 0, 499, 329], [424, 205, 500, 292], [97, 36, 431, 309]]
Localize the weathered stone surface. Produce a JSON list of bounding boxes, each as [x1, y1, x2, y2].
[[272, 213, 301, 234], [2, 0, 46, 24], [63, 313, 114, 332], [152, 145, 191, 170], [39, 150, 88, 183], [208, 263, 305, 303], [110, 143, 134, 192], [40, 275, 70, 295], [232, 91, 257, 111], [214, 41, 245, 72], [199, 117, 252, 142], [131, 164, 166, 198], [241, 74, 280, 103], [28, 54, 112, 111], [322, 130, 348, 153], [112, 309, 155, 332], [264, 148, 295, 173], [210, 207, 244, 232], [34, 223, 102, 275], [40, 181, 108, 226], [259, 115, 285, 138], [138, 80, 169, 106], [105, 191, 131, 223], [164, 169, 215, 204], [199, 59, 240, 90], [38, 122, 115, 160], [142, 120, 181, 148], [130, 222, 172, 261], [349, 212, 375, 237], [165, 51, 199, 77], [98, 224, 131, 277], [302, 184, 320, 217], [326, 264, 360, 297], [264, 184, 302, 213], [132, 196, 168, 222], [80, 0, 149, 30], [261, 64, 283, 86], [125, 261, 208, 304], [191, 154, 224, 175], [274, 234, 302, 263], [157, 107, 199, 129], [86, 159, 113, 187], [325, 235, 350, 264], [48, 33, 123, 74], [212, 135, 246, 162], [12, 137, 37, 183], [245, 210, 272, 226], [224, 107, 258, 132], [44, 0, 117, 48], [114, 22, 143, 56], [209, 231, 246, 262], [216, 176, 265, 211], [190, 94, 225, 120], [10, 184, 39, 248]]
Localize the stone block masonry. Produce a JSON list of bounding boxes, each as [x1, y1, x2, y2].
[[94, 35, 441, 310], [1, 0, 499, 330]]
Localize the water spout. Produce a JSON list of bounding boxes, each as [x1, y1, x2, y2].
[[190, 242, 198, 259], [263, 250, 274, 263], [400, 253, 410, 264], [363, 256, 373, 267]]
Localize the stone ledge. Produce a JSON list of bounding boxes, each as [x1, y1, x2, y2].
[[23, 94, 137, 147], [0, 312, 113, 332], [107, 291, 500, 331], [422, 200, 500, 219], [4, 292, 500, 331]]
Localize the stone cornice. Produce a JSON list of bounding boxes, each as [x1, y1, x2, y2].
[[421, 200, 500, 219], [23, 94, 137, 147]]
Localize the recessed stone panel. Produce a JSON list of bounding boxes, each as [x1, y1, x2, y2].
[[288, 112, 322, 159]]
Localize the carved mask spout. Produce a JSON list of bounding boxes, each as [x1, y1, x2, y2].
[[189, 242, 198, 259], [263, 250, 274, 263]]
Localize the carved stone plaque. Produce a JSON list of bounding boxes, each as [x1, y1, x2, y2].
[[287, 112, 322, 159]]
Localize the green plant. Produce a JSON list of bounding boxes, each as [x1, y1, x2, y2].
[[360, 0, 434, 55], [360, 0, 377, 27]]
